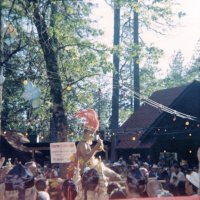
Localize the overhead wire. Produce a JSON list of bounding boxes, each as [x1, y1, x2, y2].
[[120, 82, 199, 121]]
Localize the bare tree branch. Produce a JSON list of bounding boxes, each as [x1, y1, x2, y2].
[[57, 43, 109, 53], [62, 73, 99, 92], [1, 42, 28, 66]]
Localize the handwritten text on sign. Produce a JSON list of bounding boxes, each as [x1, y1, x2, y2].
[[50, 142, 76, 163]]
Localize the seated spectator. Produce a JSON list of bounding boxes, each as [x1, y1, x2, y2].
[[139, 166, 149, 179], [118, 157, 126, 167], [149, 164, 159, 178], [146, 179, 173, 197], [61, 179, 77, 200], [170, 164, 185, 187], [185, 171, 199, 196], [160, 168, 171, 191], [126, 167, 147, 198], [177, 180, 186, 196]]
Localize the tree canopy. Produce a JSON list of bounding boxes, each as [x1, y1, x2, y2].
[[0, 0, 199, 141]]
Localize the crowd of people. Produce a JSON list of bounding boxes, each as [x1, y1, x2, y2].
[[0, 150, 199, 200], [0, 109, 199, 199]]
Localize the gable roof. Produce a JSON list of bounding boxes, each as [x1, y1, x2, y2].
[[120, 85, 187, 131], [117, 81, 199, 149]]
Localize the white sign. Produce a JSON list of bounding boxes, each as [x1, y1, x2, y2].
[[50, 142, 76, 163]]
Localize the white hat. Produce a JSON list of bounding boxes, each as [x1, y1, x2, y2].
[[152, 164, 158, 168], [186, 172, 200, 189]]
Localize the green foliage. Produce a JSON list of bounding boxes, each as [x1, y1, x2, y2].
[[119, 108, 132, 125], [1, 0, 112, 141], [185, 59, 200, 82], [183, 39, 200, 83], [140, 66, 162, 97], [117, 0, 177, 120], [162, 50, 186, 87], [1, 0, 191, 141]]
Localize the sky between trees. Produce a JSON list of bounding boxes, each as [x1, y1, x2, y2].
[[91, 0, 200, 78]]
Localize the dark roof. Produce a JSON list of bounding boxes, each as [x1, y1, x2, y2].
[[120, 85, 187, 131], [24, 142, 50, 148], [117, 81, 199, 149], [116, 133, 156, 149]]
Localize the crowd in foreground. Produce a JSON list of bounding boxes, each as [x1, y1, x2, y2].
[[0, 149, 199, 200]]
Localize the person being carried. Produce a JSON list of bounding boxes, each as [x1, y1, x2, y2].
[[75, 109, 121, 181]]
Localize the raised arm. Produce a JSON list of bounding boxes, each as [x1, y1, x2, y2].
[[77, 141, 100, 163]]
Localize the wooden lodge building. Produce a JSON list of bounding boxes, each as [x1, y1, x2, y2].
[[112, 80, 200, 166]]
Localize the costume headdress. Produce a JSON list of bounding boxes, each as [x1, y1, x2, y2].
[[74, 109, 99, 133]]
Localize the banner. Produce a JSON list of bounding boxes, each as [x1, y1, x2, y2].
[[50, 142, 76, 163]]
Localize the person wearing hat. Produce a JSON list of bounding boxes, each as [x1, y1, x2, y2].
[[75, 109, 121, 181], [149, 164, 159, 178], [185, 147, 200, 196], [185, 171, 200, 196]]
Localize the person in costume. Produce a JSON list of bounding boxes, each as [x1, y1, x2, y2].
[[75, 109, 121, 181]]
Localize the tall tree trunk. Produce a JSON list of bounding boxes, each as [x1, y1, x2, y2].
[[133, 0, 140, 111], [0, 0, 2, 63], [33, 6, 68, 142], [0, 0, 2, 137], [111, 4, 120, 133]]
